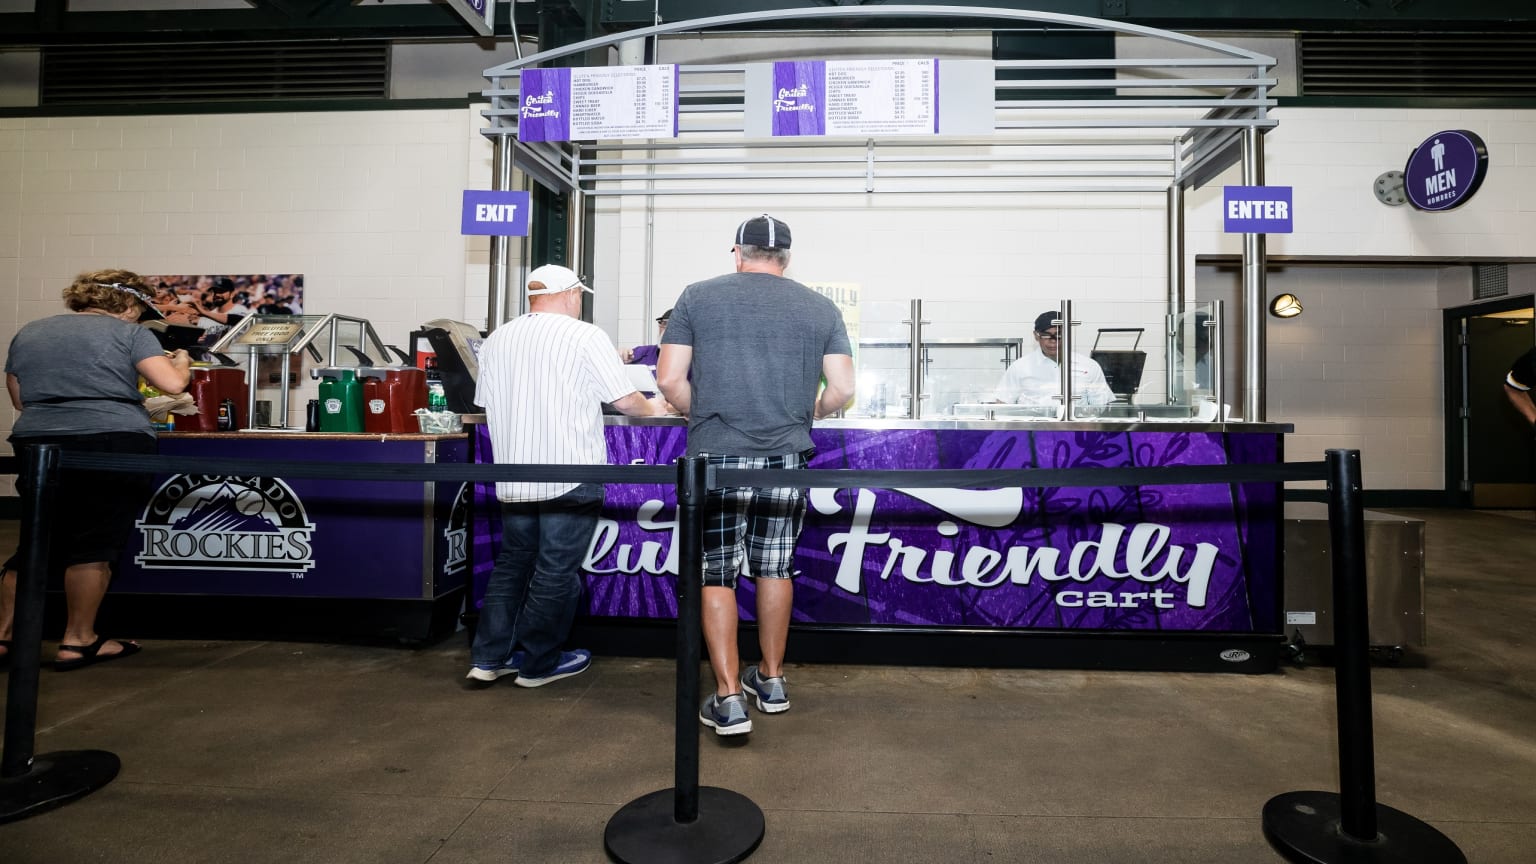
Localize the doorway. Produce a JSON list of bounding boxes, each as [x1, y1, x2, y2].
[[1445, 295, 1536, 507]]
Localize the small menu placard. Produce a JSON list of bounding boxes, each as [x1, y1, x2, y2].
[[237, 322, 304, 345], [772, 59, 938, 137], [518, 65, 679, 143]]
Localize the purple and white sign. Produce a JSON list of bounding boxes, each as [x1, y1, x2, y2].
[[518, 68, 570, 143], [1223, 186, 1294, 233], [772, 61, 826, 137], [461, 190, 531, 236], [473, 425, 1281, 633], [773, 59, 938, 138], [518, 65, 678, 143], [1404, 129, 1488, 212]]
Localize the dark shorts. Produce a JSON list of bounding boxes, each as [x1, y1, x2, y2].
[[701, 451, 810, 590], [4, 431, 158, 573]]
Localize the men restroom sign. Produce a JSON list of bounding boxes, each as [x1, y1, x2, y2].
[[1404, 130, 1488, 212]]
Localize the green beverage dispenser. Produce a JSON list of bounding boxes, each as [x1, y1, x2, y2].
[[316, 368, 364, 432]]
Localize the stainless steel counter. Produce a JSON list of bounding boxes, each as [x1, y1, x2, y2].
[[601, 415, 1292, 433]]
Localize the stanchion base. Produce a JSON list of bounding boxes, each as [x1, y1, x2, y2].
[[605, 786, 765, 864], [1263, 791, 1466, 864], [0, 749, 121, 825]]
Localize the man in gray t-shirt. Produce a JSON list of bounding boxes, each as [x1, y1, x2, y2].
[[658, 214, 854, 738]]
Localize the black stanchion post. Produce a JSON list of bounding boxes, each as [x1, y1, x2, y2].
[[1327, 448, 1377, 841], [1, 444, 121, 824], [604, 456, 764, 864], [673, 454, 704, 824], [1262, 449, 1465, 863]]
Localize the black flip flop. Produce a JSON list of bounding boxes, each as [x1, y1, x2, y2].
[[54, 636, 142, 672]]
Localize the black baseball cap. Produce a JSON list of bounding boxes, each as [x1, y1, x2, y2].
[[1034, 311, 1060, 334], [732, 214, 792, 250]]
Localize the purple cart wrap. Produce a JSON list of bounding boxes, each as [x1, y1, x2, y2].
[[473, 424, 1281, 634]]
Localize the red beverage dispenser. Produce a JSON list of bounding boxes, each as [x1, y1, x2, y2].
[[360, 367, 428, 433], [185, 366, 249, 432]]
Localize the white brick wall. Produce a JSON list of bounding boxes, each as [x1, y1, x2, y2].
[[3, 102, 1535, 494], [0, 109, 492, 467]]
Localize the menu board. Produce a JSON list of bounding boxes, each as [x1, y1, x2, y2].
[[518, 65, 679, 143], [772, 59, 938, 137]]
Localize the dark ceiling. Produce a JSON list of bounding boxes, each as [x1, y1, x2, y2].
[[4, 0, 1536, 47]]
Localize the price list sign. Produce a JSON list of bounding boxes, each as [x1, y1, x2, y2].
[[518, 65, 678, 143], [772, 59, 938, 137]]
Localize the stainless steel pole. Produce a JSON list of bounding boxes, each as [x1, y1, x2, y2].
[[1211, 300, 1225, 420], [487, 136, 515, 330], [1241, 126, 1267, 422], [1058, 300, 1074, 421], [907, 299, 924, 419], [1167, 182, 1185, 403]]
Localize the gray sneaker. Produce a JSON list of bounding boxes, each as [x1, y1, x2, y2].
[[700, 693, 753, 736], [741, 666, 790, 714]]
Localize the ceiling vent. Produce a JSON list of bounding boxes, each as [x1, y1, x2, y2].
[[40, 41, 389, 106], [1299, 32, 1536, 98]]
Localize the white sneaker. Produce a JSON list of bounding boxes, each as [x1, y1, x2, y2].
[[465, 665, 517, 685]]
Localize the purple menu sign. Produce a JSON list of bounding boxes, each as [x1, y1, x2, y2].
[[518, 68, 571, 143], [772, 61, 825, 137], [472, 425, 1282, 634], [1404, 129, 1488, 212]]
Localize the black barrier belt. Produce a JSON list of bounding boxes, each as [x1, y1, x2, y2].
[[719, 461, 1327, 489], [58, 452, 677, 486], [55, 452, 1329, 489]]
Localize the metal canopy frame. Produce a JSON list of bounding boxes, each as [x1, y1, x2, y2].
[[478, 4, 1277, 419], [482, 5, 1275, 197]]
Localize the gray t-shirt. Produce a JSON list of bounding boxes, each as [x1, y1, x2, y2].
[[664, 271, 851, 457], [6, 313, 163, 438]]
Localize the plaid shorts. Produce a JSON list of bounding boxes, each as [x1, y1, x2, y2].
[[701, 451, 810, 589]]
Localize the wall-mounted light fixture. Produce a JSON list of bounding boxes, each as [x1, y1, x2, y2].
[[1269, 293, 1303, 319]]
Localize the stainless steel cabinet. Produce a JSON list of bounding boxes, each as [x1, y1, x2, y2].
[[1282, 502, 1426, 653]]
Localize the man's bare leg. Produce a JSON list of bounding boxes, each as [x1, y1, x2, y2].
[[701, 585, 741, 697], [754, 577, 792, 679]]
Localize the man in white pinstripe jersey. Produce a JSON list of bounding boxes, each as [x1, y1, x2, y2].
[[467, 264, 664, 688]]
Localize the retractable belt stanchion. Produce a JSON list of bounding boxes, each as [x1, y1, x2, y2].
[[1262, 449, 1465, 864], [605, 455, 765, 864], [1, 443, 121, 825]]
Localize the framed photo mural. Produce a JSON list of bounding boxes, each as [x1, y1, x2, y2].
[[142, 273, 305, 351]]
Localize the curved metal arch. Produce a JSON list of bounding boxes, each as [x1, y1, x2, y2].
[[482, 4, 1276, 79]]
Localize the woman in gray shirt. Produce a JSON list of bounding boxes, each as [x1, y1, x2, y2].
[[0, 269, 190, 671]]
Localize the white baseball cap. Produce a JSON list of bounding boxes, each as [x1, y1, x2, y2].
[[526, 264, 593, 296]]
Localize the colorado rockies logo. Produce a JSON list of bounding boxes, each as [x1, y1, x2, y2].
[[135, 474, 316, 572], [443, 483, 470, 576]]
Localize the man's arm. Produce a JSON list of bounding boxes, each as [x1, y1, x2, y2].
[[611, 390, 664, 417], [1506, 382, 1536, 427], [7, 373, 22, 411], [1505, 350, 1536, 428], [814, 354, 855, 420], [657, 344, 693, 416]]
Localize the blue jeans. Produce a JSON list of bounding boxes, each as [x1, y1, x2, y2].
[[471, 484, 603, 678]]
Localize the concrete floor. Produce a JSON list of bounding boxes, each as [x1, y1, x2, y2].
[[1, 508, 1533, 863]]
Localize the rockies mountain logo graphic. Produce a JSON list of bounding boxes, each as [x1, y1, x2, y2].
[[135, 475, 316, 571], [443, 483, 470, 576]]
